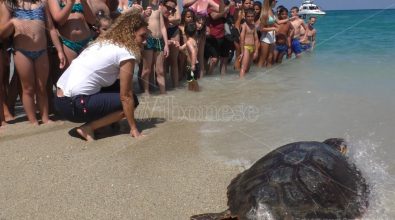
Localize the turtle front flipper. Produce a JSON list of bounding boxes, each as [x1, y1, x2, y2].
[[190, 210, 238, 220]]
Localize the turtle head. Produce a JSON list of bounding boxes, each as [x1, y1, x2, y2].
[[323, 138, 348, 155]]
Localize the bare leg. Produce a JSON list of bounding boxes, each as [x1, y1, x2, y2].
[[178, 52, 186, 81], [169, 42, 179, 88], [220, 57, 228, 76], [14, 51, 38, 125], [273, 49, 279, 64], [141, 50, 154, 95], [0, 49, 5, 125], [198, 35, 206, 78], [207, 57, 218, 75], [258, 42, 270, 68], [34, 51, 52, 124], [277, 52, 286, 64], [154, 51, 166, 94], [6, 70, 20, 118], [239, 48, 250, 79], [62, 45, 78, 69], [253, 43, 260, 65], [234, 42, 241, 70], [77, 110, 125, 141], [266, 44, 274, 68], [2, 53, 14, 121]]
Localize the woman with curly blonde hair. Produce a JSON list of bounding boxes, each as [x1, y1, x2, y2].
[[55, 10, 148, 141]]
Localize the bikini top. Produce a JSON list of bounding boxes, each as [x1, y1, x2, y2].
[[116, 0, 133, 13], [59, 2, 84, 13], [267, 15, 275, 25], [13, 4, 45, 21], [189, 0, 209, 17]]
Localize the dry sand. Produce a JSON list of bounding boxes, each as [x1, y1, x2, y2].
[[0, 99, 241, 219]]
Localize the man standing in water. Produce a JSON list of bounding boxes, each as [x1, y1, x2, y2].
[[300, 16, 317, 51], [290, 6, 308, 58]]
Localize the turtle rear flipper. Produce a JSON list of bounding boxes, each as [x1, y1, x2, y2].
[[190, 210, 237, 220]]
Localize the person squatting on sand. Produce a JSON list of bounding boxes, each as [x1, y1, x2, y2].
[[54, 10, 147, 141]]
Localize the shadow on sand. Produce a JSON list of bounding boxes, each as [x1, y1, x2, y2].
[[68, 117, 166, 141]]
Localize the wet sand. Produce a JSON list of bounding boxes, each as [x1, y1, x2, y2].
[[0, 99, 240, 219]]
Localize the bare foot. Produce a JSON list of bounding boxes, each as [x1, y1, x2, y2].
[[142, 92, 151, 97], [76, 126, 95, 141], [0, 123, 7, 130], [30, 121, 40, 126], [4, 115, 14, 122], [42, 119, 55, 124]]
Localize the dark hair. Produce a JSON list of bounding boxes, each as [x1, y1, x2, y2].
[[291, 6, 299, 12], [181, 8, 196, 25], [253, 1, 262, 8], [278, 7, 288, 15], [196, 15, 207, 36], [163, 0, 177, 5], [309, 16, 317, 20], [245, 8, 255, 16], [185, 22, 197, 38], [276, 5, 285, 10], [5, 0, 40, 9]]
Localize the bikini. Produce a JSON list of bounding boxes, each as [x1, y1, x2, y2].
[[117, 0, 133, 13], [59, 2, 84, 13], [260, 14, 276, 44], [189, 0, 209, 17], [12, 4, 47, 60], [243, 26, 256, 54], [59, 1, 92, 54]]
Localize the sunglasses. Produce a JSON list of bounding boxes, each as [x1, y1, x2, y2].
[[165, 5, 176, 13]]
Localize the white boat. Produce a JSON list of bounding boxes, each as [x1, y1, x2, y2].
[[298, 0, 326, 18]]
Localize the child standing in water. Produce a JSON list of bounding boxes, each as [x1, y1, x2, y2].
[[273, 7, 294, 63], [239, 9, 259, 78], [195, 15, 206, 79], [180, 22, 199, 91], [141, 0, 174, 95], [178, 9, 195, 81], [0, 0, 66, 125]]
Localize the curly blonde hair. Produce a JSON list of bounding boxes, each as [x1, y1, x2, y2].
[[95, 9, 148, 61]]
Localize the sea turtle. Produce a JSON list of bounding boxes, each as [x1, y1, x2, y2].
[[191, 138, 369, 220]]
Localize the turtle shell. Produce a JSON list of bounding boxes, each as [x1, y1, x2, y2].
[[226, 141, 369, 220]]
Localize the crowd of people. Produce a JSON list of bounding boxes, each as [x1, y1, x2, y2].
[[0, 0, 317, 140]]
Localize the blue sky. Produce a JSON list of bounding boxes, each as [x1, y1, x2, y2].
[[277, 0, 395, 10]]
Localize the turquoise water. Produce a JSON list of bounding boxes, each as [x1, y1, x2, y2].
[[182, 9, 395, 218]]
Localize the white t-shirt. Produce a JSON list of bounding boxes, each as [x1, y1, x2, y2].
[[57, 42, 135, 97]]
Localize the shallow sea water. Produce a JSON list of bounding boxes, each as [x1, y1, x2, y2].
[[170, 9, 395, 219]]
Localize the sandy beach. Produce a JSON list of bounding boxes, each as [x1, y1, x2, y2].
[[0, 97, 241, 219]]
